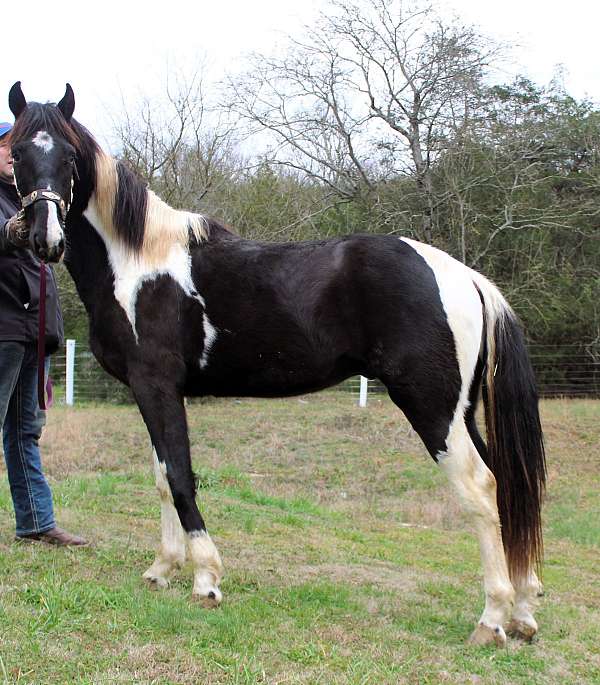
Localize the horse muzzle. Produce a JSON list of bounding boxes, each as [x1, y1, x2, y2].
[[29, 203, 65, 263], [22, 189, 68, 263]]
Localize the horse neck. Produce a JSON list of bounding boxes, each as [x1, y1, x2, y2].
[[63, 211, 112, 317]]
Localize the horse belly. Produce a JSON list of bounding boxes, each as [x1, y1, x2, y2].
[[186, 330, 363, 398]]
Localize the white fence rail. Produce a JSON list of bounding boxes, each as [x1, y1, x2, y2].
[[49, 339, 600, 406]]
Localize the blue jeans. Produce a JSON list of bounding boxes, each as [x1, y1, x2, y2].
[[0, 342, 55, 536]]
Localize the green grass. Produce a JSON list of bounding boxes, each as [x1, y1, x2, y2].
[[0, 395, 599, 683]]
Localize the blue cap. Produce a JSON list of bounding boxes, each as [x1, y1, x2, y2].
[[0, 122, 13, 139]]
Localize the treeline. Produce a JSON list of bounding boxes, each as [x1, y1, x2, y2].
[[56, 0, 599, 372]]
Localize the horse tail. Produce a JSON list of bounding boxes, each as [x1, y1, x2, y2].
[[471, 272, 546, 581]]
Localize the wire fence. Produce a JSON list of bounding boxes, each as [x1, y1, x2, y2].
[[47, 340, 600, 406]]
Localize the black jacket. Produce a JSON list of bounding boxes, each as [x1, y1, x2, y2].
[[0, 179, 64, 353]]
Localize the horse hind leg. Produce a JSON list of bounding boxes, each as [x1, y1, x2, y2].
[[506, 570, 543, 641], [466, 413, 542, 642], [442, 417, 515, 646], [389, 387, 514, 646], [143, 447, 187, 589]]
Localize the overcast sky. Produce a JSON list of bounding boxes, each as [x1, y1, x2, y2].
[[3, 0, 598, 150]]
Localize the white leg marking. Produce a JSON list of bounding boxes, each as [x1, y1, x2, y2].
[[506, 570, 542, 640], [143, 449, 186, 588], [441, 419, 514, 645], [188, 530, 223, 607]]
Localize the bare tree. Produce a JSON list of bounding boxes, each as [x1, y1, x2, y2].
[[112, 66, 241, 212], [228, 0, 502, 240]]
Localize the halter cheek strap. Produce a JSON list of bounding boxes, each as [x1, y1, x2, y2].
[[20, 189, 69, 222]]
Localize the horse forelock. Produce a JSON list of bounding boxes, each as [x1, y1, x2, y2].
[[11, 102, 97, 155]]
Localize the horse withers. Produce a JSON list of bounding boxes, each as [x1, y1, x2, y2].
[[7, 81, 546, 646]]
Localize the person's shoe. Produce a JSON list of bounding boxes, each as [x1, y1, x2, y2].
[[16, 527, 89, 546]]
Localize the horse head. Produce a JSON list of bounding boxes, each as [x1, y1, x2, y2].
[[8, 81, 77, 262]]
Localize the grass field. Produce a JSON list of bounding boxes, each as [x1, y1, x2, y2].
[[0, 394, 599, 684]]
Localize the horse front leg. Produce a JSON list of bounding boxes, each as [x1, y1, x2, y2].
[[142, 447, 187, 588], [132, 381, 223, 607]]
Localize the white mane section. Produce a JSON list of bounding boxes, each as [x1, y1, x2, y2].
[[145, 190, 207, 264], [83, 152, 216, 361]]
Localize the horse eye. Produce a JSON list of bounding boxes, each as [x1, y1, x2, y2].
[[11, 151, 20, 163]]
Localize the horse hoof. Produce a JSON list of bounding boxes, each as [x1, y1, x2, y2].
[[468, 623, 507, 647], [143, 571, 169, 590], [506, 618, 538, 642], [192, 588, 222, 609]]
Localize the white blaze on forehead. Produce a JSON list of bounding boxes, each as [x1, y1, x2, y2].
[[32, 131, 54, 153]]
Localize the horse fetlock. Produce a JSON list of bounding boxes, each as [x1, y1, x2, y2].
[[468, 622, 507, 647]]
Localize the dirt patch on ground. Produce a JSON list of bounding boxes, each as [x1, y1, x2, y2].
[[291, 561, 421, 593]]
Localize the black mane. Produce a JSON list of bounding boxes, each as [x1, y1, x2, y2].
[[114, 161, 147, 252]]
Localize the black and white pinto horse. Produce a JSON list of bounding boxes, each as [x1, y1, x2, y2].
[[8, 82, 546, 646]]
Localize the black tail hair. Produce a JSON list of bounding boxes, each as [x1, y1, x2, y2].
[[481, 306, 546, 580]]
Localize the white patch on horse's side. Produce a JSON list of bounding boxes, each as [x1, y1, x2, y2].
[[200, 313, 217, 369], [32, 131, 54, 153], [400, 237, 483, 415], [84, 200, 204, 341]]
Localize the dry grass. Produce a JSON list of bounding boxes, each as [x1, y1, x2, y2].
[[0, 395, 598, 684]]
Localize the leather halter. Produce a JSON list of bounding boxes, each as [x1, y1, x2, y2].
[[20, 188, 68, 222]]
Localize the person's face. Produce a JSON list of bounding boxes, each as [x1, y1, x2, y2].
[[0, 138, 13, 183]]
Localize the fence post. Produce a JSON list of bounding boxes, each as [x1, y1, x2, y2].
[[65, 339, 75, 406], [358, 375, 368, 407]]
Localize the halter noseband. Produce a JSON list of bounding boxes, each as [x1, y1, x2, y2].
[[20, 189, 69, 222]]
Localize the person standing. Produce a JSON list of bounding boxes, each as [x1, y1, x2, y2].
[[0, 120, 87, 546]]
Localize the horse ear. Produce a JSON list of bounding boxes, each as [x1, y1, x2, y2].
[[57, 83, 75, 122], [9, 81, 27, 118]]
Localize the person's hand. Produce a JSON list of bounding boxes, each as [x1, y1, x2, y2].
[[3, 210, 29, 247]]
